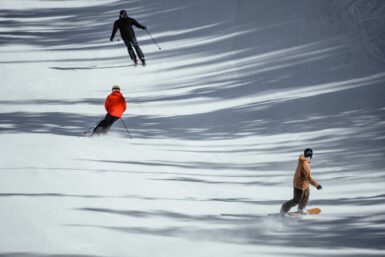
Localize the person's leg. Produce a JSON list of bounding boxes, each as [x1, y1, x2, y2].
[[131, 37, 145, 64], [92, 115, 109, 135], [100, 115, 119, 134], [298, 188, 310, 211], [281, 187, 304, 213], [123, 39, 137, 64]]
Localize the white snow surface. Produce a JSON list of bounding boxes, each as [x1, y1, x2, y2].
[[1, 0, 385, 256]]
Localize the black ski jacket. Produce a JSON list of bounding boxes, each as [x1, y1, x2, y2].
[[110, 17, 146, 41]]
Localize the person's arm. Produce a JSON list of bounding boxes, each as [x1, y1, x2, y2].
[[304, 162, 320, 189], [131, 18, 146, 30], [105, 96, 110, 112], [122, 97, 127, 113], [110, 21, 118, 41]]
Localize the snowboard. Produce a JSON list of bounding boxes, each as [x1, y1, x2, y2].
[[288, 207, 321, 217]]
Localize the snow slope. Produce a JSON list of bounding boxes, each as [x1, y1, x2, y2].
[[1, 0, 385, 256]]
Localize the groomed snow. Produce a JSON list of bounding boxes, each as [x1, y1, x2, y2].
[[1, 0, 385, 256]]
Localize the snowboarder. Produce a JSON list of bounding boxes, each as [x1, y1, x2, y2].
[[280, 148, 322, 215], [91, 85, 127, 136], [110, 10, 147, 66]]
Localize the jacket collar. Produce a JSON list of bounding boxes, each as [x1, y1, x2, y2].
[[111, 91, 122, 96]]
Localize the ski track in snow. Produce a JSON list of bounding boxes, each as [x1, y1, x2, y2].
[[1, 0, 385, 256]]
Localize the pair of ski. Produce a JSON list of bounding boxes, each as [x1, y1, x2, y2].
[[83, 129, 132, 139], [82, 119, 132, 138], [50, 63, 144, 71]]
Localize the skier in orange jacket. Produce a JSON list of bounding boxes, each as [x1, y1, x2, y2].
[[280, 148, 322, 215], [92, 85, 126, 136]]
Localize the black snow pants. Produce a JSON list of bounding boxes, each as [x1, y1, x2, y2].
[[92, 114, 119, 135], [123, 37, 144, 61], [281, 187, 310, 213]]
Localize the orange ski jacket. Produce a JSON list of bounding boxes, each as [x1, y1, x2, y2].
[[293, 154, 319, 190], [105, 91, 126, 118]]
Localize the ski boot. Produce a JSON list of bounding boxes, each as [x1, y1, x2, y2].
[[140, 57, 146, 66]]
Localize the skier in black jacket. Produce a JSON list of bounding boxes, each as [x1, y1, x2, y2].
[[110, 10, 147, 66]]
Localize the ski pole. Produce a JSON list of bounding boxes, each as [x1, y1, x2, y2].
[[145, 29, 161, 50], [120, 118, 133, 139], [83, 119, 103, 134]]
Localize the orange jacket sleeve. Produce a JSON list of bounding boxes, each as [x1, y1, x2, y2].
[[122, 97, 127, 112], [104, 95, 111, 113]]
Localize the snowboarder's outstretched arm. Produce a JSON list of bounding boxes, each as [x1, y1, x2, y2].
[[110, 21, 119, 41], [131, 18, 147, 30]]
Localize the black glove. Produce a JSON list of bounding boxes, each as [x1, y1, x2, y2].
[[110, 37, 113, 42], [143, 26, 147, 30], [317, 185, 322, 190]]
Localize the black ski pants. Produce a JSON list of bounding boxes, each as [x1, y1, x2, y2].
[[92, 114, 119, 135], [281, 187, 310, 213], [123, 37, 144, 60]]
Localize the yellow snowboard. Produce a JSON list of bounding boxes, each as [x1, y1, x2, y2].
[[288, 208, 321, 217]]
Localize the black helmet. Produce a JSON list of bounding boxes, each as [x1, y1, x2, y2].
[[119, 10, 127, 18], [304, 148, 313, 159]]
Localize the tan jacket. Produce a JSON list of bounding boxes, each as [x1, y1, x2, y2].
[[293, 154, 319, 190]]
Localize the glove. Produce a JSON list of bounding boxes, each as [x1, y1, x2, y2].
[[317, 185, 322, 190], [143, 26, 147, 30], [110, 37, 113, 42]]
